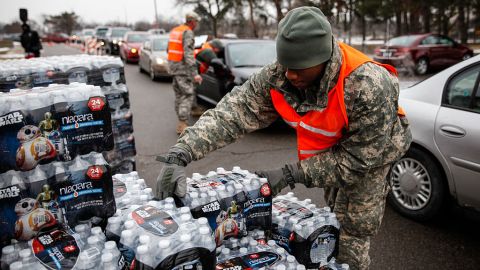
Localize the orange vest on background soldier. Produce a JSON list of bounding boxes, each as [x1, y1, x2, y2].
[[194, 39, 224, 74], [167, 24, 192, 62]]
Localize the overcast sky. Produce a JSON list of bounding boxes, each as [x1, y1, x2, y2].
[[1, 0, 193, 25]]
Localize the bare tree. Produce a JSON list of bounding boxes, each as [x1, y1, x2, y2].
[[178, 0, 234, 37], [44, 12, 79, 35]]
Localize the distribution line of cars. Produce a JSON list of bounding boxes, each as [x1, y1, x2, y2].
[[70, 26, 480, 222]]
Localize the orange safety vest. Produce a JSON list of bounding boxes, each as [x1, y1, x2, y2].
[[167, 24, 191, 62], [270, 42, 404, 160]]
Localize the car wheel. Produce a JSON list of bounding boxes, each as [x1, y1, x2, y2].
[[462, 53, 473, 61], [150, 65, 156, 81], [415, 57, 429, 75], [388, 147, 447, 221]]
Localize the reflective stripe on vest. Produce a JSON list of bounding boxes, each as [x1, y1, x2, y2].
[[167, 25, 190, 62], [270, 42, 404, 160]]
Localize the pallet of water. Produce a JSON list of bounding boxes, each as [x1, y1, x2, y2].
[[272, 192, 340, 269]]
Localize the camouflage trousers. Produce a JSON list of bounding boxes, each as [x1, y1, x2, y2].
[[172, 75, 195, 121], [324, 164, 391, 270]]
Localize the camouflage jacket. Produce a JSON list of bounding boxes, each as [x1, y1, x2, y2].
[[176, 39, 412, 188], [168, 25, 198, 77]]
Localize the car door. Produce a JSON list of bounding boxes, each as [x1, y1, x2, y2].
[[435, 63, 480, 209], [437, 36, 457, 66], [140, 41, 151, 70], [420, 35, 443, 67]]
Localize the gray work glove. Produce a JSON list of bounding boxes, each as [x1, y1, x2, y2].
[[256, 163, 306, 197], [155, 146, 192, 200]]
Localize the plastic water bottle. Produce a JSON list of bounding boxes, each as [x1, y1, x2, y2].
[[1, 245, 18, 270], [136, 245, 153, 267], [103, 241, 122, 266], [101, 252, 118, 270], [8, 262, 22, 270], [91, 226, 106, 244]]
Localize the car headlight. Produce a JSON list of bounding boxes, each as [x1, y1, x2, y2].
[[118, 41, 123, 45], [100, 41, 105, 46], [113, 39, 117, 44], [131, 48, 137, 54], [156, 58, 165, 65]]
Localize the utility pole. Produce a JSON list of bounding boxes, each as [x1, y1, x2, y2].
[[153, 0, 159, 27]]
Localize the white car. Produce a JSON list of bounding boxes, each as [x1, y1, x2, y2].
[[391, 55, 480, 221]]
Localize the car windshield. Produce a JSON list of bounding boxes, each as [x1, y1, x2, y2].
[[127, 34, 148, 43], [228, 42, 276, 68], [152, 38, 168, 51], [84, 30, 94, 36], [96, 29, 108, 37], [386, 36, 419, 46], [112, 29, 128, 38]]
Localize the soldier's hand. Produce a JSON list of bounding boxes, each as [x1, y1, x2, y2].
[[194, 75, 203, 84], [155, 146, 192, 200], [256, 163, 306, 196]]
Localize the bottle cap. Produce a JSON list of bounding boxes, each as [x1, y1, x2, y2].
[[9, 262, 23, 270], [104, 241, 116, 250], [101, 252, 113, 262], [2, 245, 14, 254], [124, 220, 135, 229], [180, 234, 191, 242], [199, 226, 210, 235], [139, 235, 150, 244], [19, 248, 31, 258], [87, 236, 98, 245], [158, 239, 170, 248], [239, 247, 248, 254], [91, 227, 102, 235], [287, 255, 295, 262], [136, 245, 148, 255], [121, 230, 133, 238]]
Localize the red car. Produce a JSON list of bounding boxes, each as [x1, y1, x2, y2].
[[373, 33, 473, 75], [119, 31, 149, 63], [42, 33, 69, 43]]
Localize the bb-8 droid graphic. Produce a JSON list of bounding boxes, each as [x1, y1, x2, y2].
[[15, 125, 57, 171], [14, 198, 57, 240]]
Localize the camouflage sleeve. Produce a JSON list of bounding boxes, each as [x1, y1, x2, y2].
[[175, 64, 279, 160], [299, 63, 406, 188], [183, 30, 198, 77]]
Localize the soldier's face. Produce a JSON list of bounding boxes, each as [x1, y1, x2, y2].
[[285, 63, 326, 90]]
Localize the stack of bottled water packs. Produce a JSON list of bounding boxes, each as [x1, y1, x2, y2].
[[181, 166, 272, 246], [0, 55, 136, 175], [106, 172, 217, 270], [272, 192, 341, 269]]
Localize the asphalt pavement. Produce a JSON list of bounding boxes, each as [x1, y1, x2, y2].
[[44, 43, 480, 270]]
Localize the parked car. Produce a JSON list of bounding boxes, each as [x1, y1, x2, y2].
[[119, 31, 149, 63], [196, 39, 276, 105], [374, 33, 473, 75], [94, 26, 110, 50], [42, 33, 69, 43], [390, 55, 480, 221], [138, 35, 170, 80], [105, 27, 131, 55]]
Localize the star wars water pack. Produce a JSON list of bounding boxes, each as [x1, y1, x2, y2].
[[180, 166, 272, 247], [0, 83, 114, 173], [0, 153, 115, 249], [272, 192, 340, 268]]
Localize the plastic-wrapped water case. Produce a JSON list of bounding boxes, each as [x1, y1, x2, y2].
[[104, 187, 216, 270], [272, 192, 340, 268], [0, 55, 125, 91], [181, 167, 272, 246], [216, 236, 306, 269], [0, 153, 115, 249], [0, 83, 114, 173]]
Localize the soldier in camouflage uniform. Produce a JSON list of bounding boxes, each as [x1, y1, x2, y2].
[[157, 7, 412, 270], [168, 12, 203, 134]]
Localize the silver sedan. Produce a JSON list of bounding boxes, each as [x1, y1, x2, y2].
[[391, 55, 480, 221]]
